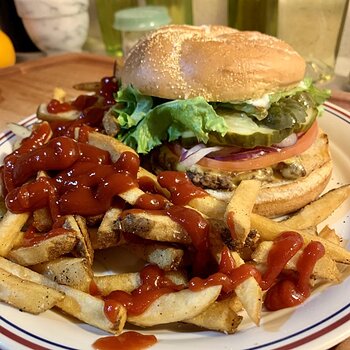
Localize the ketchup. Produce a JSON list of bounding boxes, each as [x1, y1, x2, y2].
[[226, 212, 236, 240], [189, 247, 261, 295], [138, 176, 159, 194], [47, 99, 73, 114], [92, 332, 157, 350], [3, 122, 52, 192], [135, 193, 168, 210], [22, 227, 72, 247], [89, 280, 101, 296], [263, 232, 325, 311], [48, 76, 118, 139], [261, 231, 303, 290], [157, 171, 207, 205], [10, 136, 81, 187], [165, 205, 211, 275], [104, 265, 183, 319], [47, 75, 117, 116], [98, 76, 119, 106], [5, 142, 140, 217]]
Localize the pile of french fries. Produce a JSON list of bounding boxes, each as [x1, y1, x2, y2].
[[0, 119, 350, 341]]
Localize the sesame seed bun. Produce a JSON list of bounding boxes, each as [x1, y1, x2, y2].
[[121, 25, 306, 101]]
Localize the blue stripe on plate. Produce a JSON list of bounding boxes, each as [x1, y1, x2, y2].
[[0, 105, 349, 350]]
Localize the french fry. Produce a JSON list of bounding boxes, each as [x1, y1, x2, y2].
[[128, 286, 221, 327], [7, 231, 77, 266], [0, 267, 64, 314], [119, 211, 191, 244], [230, 252, 262, 326], [251, 213, 350, 264], [102, 108, 120, 137], [33, 257, 93, 292], [252, 241, 341, 281], [37, 103, 80, 122], [71, 215, 94, 265], [124, 242, 184, 270], [87, 130, 170, 198], [1, 102, 350, 340], [188, 195, 226, 219], [0, 257, 126, 333], [87, 130, 137, 161], [185, 298, 242, 334], [94, 271, 188, 296], [57, 284, 126, 333], [0, 211, 29, 256], [224, 180, 261, 243], [119, 187, 146, 206], [33, 207, 53, 232], [0, 198, 7, 219], [32, 171, 53, 232], [91, 207, 122, 250], [94, 273, 141, 295], [319, 225, 341, 245], [284, 185, 350, 229], [137, 167, 170, 198]]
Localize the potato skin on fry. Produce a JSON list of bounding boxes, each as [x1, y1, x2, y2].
[[7, 232, 77, 266], [0, 267, 64, 314], [119, 211, 191, 244], [185, 298, 242, 334]]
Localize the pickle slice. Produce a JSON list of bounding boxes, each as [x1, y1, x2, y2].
[[207, 111, 292, 148], [181, 106, 317, 148], [294, 106, 318, 133]]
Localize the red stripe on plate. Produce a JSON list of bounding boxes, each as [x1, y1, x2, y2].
[[0, 324, 51, 350], [325, 102, 350, 119], [273, 312, 350, 350]]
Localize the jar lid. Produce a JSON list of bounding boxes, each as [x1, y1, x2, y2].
[[113, 6, 170, 32]]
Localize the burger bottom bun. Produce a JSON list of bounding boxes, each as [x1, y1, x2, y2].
[[206, 159, 332, 217]]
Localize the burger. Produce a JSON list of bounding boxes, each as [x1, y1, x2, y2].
[[112, 25, 331, 217]]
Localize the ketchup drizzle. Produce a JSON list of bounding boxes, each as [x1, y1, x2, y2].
[[5, 144, 139, 217], [157, 171, 207, 205], [263, 232, 325, 311], [104, 265, 183, 319], [189, 247, 261, 295], [92, 331, 157, 350]]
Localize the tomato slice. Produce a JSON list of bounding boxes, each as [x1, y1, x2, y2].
[[196, 121, 319, 171], [170, 121, 319, 172]]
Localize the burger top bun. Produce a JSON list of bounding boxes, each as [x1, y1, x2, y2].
[[121, 25, 306, 102]]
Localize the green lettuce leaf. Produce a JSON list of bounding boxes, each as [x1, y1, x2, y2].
[[114, 85, 153, 128], [307, 84, 331, 106], [114, 86, 228, 154]]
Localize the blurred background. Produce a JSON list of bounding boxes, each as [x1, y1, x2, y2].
[[0, 0, 349, 90]]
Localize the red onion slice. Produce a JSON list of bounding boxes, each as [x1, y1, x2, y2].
[[179, 145, 223, 167], [274, 133, 297, 148], [210, 146, 280, 162], [180, 143, 206, 161]]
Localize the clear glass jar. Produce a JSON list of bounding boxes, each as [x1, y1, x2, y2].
[[113, 6, 170, 56]]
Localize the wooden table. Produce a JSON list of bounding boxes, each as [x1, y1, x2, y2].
[[0, 52, 114, 129], [0, 53, 349, 350]]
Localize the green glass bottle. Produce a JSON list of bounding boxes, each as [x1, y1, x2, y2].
[[95, 0, 138, 56], [228, 0, 278, 36], [146, 0, 192, 25]]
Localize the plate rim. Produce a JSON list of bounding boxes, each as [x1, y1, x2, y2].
[[0, 102, 349, 350]]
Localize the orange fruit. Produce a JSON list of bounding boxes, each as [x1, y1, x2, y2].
[[0, 30, 16, 67]]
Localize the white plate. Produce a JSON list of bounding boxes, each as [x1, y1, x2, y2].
[[0, 102, 350, 350]]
